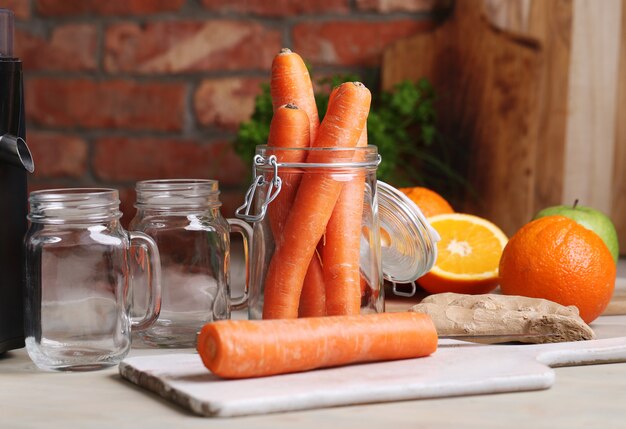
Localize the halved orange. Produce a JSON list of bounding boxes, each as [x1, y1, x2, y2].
[[418, 213, 508, 295], [398, 186, 454, 218]]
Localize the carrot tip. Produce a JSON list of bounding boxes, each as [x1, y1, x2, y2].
[[352, 82, 365, 87], [279, 48, 292, 54]]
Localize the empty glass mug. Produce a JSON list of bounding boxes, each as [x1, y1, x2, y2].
[[237, 146, 439, 320], [24, 189, 161, 371], [129, 179, 252, 348]]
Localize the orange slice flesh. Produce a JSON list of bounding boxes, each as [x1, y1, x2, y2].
[[418, 213, 508, 295]]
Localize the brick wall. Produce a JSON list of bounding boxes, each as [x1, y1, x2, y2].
[[1, 0, 437, 224]]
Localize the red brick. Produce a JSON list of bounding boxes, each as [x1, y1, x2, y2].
[[118, 187, 137, 227], [355, 0, 438, 13], [194, 77, 263, 130], [36, 0, 185, 16], [28, 182, 79, 196], [93, 138, 247, 187], [28, 131, 88, 178], [25, 78, 186, 131], [0, 0, 30, 19], [293, 20, 433, 66], [105, 21, 281, 74], [209, 140, 249, 187], [16, 24, 97, 72], [200, 0, 349, 17], [220, 189, 246, 218]]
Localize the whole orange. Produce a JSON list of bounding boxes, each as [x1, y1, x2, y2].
[[398, 187, 454, 218], [499, 215, 615, 323]]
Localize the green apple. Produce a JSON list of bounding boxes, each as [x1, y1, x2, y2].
[[533, 201, 619, 263]]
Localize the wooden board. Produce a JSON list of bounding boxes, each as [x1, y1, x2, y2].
[[474, 0, 575, 214], [525, 0, 573, 212], [119, 315, 626, 417], [383, 0, 626, 248], [494, 0, 626, 247], [382, 0, 543, 236]]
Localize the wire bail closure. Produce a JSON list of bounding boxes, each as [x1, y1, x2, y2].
[[235, 154, 282, 223], [391, 280, 417, 298], [236, 151, 381, 223]]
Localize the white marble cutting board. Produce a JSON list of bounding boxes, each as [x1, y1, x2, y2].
[[119, 315, 626, 417]]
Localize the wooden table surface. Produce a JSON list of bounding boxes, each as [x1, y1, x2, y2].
[[2, 343, 626, 428], [3, 272, 626, 428]]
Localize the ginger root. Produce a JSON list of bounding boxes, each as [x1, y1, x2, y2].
[[410, 293, 595, 344]]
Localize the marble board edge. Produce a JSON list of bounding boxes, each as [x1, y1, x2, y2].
[[118, 355, 554, 418]]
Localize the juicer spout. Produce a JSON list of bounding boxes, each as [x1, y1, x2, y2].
[[0, 133, 34, 172]]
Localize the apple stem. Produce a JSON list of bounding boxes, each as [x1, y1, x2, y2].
[[573, 199, 579, 209]]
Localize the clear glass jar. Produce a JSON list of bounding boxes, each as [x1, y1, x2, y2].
[[129, 179, 252, 348], [24, 189, 161, 371], [237, 146, 439, 320]]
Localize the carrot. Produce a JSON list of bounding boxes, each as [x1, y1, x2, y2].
[[327, 84, 339, 105], [266, 103, 310, 242], [196, 312, 438, 379], [295, 86, 342, 318], [270, 50, 326, 316], [262, 82, 371, 319], [298, 250, 326, 317], [270, 48, 320, 144], [323, 125, 368, 315], [266, 104, 326, 317]]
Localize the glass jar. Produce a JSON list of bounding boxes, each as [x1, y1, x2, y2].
[[24, 189, 161, 371], [129, 179, 252, 348], [237, 146, 439, 320]]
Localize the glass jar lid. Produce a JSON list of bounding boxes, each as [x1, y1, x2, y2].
[[377, 181, 440, 284]]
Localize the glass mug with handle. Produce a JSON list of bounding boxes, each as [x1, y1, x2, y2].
[[23, 188, 161, 371], [129, 179, 252, 348]]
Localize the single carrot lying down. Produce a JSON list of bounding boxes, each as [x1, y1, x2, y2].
[[196, 312, 438, 379]]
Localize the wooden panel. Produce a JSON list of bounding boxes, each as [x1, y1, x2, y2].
[[526, 0, 573, 211], [382, 1, 542, 235], [612, 2, 626, 251], [483, 0, 532, 33], [489, 0, 625, 250], [484, 0, 574, 212], [382, 0, 626, 246], [563, 0, 622, 213]]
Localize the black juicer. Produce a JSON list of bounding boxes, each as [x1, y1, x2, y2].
[[0, 9, 34, 353]]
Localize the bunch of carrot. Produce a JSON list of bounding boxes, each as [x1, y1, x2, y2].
[[196, 49, 438, 380], [263, 48, 371, 320]]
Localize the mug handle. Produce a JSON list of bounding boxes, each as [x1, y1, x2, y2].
[[227, 218, 253, 311], [129, 231, 162, 331]]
